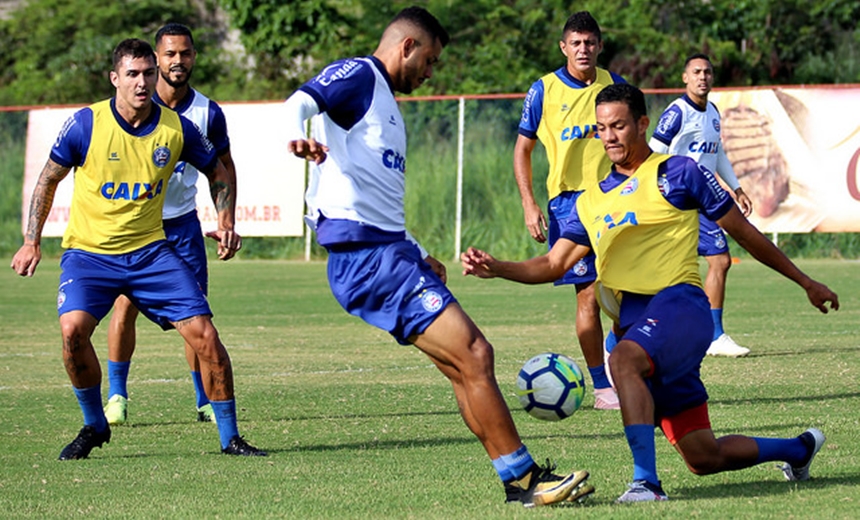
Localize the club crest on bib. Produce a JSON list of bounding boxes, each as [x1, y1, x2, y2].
[[620, 178, 639, 195], [152, 146, 171, 168]]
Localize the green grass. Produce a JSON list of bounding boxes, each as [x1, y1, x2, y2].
[[1, 258, 858, 518]]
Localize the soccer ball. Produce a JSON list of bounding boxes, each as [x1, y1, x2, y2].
[[516, 352, 586, 421]]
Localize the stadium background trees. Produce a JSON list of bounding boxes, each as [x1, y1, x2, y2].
[[0, 0, 858, 105]]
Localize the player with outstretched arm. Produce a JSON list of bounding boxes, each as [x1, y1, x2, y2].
[[462, 83, 838, 503]]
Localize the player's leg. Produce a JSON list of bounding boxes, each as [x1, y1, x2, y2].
[[575, 281, 617, 408], [699, 216, 749, 357], [412, 304, 588, 507], [165, 213, 213, 421], [55, 250, 124, 460], [667, 406, 825, 481], [131, 242, 264, 456], [104, 295, 139, 425], [549, 191, 618, 409]]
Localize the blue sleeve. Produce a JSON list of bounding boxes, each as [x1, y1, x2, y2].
[[207, 100, 230, 157], [559, 201, 591, 246], [179, 117, 218, 174], [610, 72, 627, 84], [661, 156, 734, 220], [299, 58, 375, 131], [517, 79, 544, 139], [651, 104, 683, 147], [49, 108, 92, 168]]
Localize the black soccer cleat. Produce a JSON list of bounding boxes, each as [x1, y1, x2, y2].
[[58, 425, 112, 460], [221, 436, 268, 456]]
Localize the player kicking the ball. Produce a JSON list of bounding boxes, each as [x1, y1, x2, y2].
[[462, 83, 837, 502], [283, 6, 591, 507]]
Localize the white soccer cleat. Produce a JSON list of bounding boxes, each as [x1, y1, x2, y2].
[[593, 387, 620, 410], [616, 480, 668, 503], [706, 333, 750, 358], [780, 428, 825, 481]]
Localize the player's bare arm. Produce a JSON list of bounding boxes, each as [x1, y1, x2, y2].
[[461, 238, 589, 284], [717, 205, 838, 313], [513, 134, 547, 243], [734, 187, 753, 217], [11, 159, 71, 277], [203, 159, 241, 260], [424, 254, 447, 284]]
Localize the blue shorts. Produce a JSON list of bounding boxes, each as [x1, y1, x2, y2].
[[548, 191, 597, 286], [326, 240, 457, 345], [619, 284, 713, 419], [58, 241, 212, 330], [164, 211, 208, 295], [698, 213, 729, 257]]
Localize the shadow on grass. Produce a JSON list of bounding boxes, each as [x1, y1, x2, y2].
[[709, 390, 860, 406], [667, 474, 860, 501]]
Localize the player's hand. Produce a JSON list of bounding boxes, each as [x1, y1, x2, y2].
[[424, 255, 447, 284], [735, 188, 753, 217], [523, 203, 548, 243], [804, 280, 839, 314], [288, 138, 329, 165], [11, 243, 41, 277], [460, 247, 498, 278], [206, 229, 242, 260]]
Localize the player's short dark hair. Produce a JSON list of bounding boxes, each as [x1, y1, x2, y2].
[[112, 38, 155, 70], [562, 11, 601, 41], [684, 53, 711, 68], [390, 6, 449, 47], [596, 83, 647, 120], [156, 23, 195, 47]]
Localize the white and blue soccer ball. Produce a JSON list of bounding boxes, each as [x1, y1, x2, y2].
[[516, 352, 586, 421]]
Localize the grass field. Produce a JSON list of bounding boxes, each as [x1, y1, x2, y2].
[[1, 258, 858, 519]]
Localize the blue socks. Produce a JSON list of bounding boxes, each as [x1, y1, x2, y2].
[[588, 365, 612, 390], [754, 436, 809, 466], [625, 424, 659, 485], [711, 309, 725, 340], [107, 360, 130, 398], [210, 399, 239, 449], [492, 457, 515, 482], [74, 385, 108, 433], [605, 330, 618, 353], [500, 445, 536, 481], [191, 371, 209, 408]]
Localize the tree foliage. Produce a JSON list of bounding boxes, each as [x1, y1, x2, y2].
[[0, 0, 859, 105]]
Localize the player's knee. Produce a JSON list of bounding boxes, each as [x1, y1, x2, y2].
[[684, 454, 721, 476], [709, 252, 732, 273]]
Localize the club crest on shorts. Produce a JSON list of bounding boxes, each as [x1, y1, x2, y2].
[[421, 290, 444, 313], [57, 289, 66, 309], [573, 259, 588, 276], [152, 145, 171, 168]]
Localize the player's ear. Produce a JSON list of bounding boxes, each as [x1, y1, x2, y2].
[[638, 115, 650, 135], [109, 70, 119, 88], [402, 36, 418, 59]]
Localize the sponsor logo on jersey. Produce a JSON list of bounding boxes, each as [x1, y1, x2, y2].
[[152, 146, 171, 168], [688, 141, 719, 154], [100, 179, 164, 201], [109, 152, 120, 162], [620, 178, 639, 195], [54, 116, 77, 149], [561, 124, 599, 141], [317, 59, 362, 87], [656, 110, 679, 136], [389, 115, 397, 126], [382, 149, 406, 173], [421, 290, 444, 313]]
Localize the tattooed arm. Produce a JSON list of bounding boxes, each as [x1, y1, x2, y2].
[[202, 157, 241, 260], [11, 159, 71, 276]]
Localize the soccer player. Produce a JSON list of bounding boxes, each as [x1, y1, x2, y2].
[[283, 6, 591, 507], [514, 12, 625, 409], [650, 53, 754, 358], [462, 83, 838, 503], [11, 38, 265, 459], [103, 23, 238, 426]]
